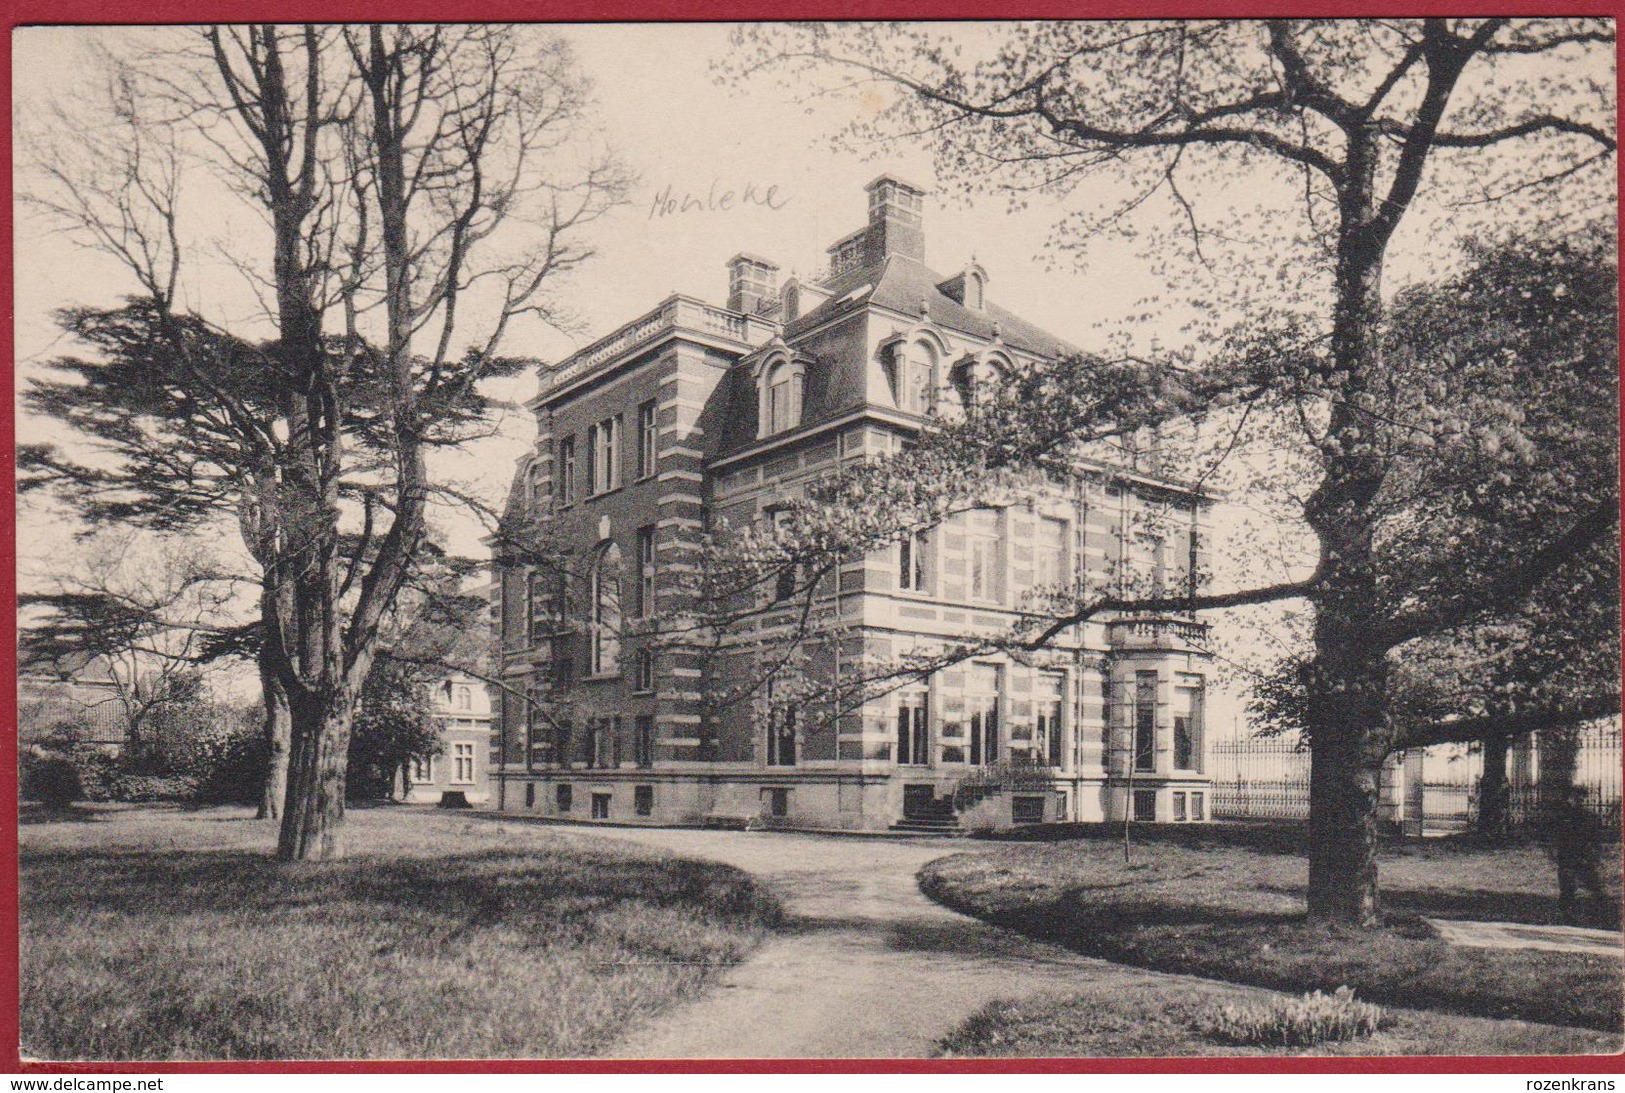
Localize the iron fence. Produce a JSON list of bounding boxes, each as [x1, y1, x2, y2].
[[1211, 726, 1622, 833]]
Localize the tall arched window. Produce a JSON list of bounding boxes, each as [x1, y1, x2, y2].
[[591, 542, 623, 675], [948, 359, 977, 410]]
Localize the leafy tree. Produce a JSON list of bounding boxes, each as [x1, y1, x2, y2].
[[21, 26, 626, 860], [19, 535, 238, 752], [346, 658, 442, 801], [729, 18, 1616, 922], [1251, 231, 1619, 834]]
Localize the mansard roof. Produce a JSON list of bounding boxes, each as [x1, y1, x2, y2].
[[784, 253, 1080, 360]]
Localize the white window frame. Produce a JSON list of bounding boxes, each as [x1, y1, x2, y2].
[[1174, 677, 1205, 774], [637, 525, 656, 618], [588, 417, 620, 495], [969, 533, 1000, 603], [558, 436, 576, 505], [903, 343, 936, 415], [758, 357, 806, 438], [764, 680, 797, 767], [637, 401, 658, 479], [896, 688, 930, 766], [1134, 672, 1158, 773], [1036, 516, 1069, 590], [1036, 671, 1066, 769], [898, 529, 929, 594], [591, 542, 623, 676], [967, 663, 1001, 768], [525, 570, 545, 647]]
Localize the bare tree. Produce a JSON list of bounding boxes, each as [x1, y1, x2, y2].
[[22, 25, 627, 860], [20, 534, 239, 751], [727, 18, 1616, 922]]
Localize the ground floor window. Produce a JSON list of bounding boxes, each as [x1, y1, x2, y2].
[[1171, 789, 1207, 822], [591, 717, 620, 769], [591, 792, 611, 819], [1011, 795, 1045, 824], [525, 782, 536, 808], [635, 715, 655, 768], [452, 742, 475, 784], [766, 705, 796, 766], [1132, 788, 1156, 822], [411, 756, 434, 784], [1174, 678, 1204, 773], [553, 721, 573, 770], [557, 783, 573, 813], [1037, 672, 1065, 768], [635, 785, 654, 816], [896, 689, 929, 766], [1134, 673, 1158, 773], [762, 787, 790, 818], [967, 664, 1000, 767]]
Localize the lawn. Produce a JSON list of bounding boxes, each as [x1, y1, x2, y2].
[[19, 804, 782, 1061], [939, 981, 1618, 1058], [920, 823, 1624, 1038]]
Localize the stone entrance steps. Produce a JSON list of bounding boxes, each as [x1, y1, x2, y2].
[[889, 814, 964, 835]]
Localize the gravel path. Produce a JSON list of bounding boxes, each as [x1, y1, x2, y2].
[[557, 826, 1192, 1059], [1424, 917, 1625, 955]]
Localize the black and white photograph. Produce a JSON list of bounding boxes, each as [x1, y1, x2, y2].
[[12, 17, 1622, 1065]]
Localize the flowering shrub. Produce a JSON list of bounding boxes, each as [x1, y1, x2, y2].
[[1200, 986, 1388, 1047]]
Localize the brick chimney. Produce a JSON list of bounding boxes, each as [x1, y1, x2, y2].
[[862, 174, 926, 265], [727, 253, 779, 314]]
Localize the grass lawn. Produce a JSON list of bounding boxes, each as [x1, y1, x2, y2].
[[20, 804, 782, 1061], [939, 981, 1618, 1058], [920, 823, 1624, 1039]]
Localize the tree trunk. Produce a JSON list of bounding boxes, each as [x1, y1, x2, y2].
[[257, 655, 292, 820], [1538, 725, 1582, 823], [1303, 141, 1392, 926], [1304, 662, 1389, 925], [1477, 730, 1512, 838], [276, 691, 353, 861]]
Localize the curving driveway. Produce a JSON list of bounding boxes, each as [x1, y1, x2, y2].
[[563, 826, 1214, 1059]]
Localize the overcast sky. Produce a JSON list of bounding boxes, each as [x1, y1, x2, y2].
[[14, 23, 1611, 729], [13, 24, 1171, 546]]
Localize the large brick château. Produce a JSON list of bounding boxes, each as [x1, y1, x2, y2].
[[492, 176, 1214, 832]]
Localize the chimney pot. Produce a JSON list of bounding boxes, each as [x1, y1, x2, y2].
[[861, 174, 928, 265], [727, 253, 779, 314]]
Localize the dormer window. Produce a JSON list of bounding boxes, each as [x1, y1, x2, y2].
[[964, 269, 985, 310], [757, 354, 807, 438], [900, 341, 937, 416], [938, 262, 989, 311]]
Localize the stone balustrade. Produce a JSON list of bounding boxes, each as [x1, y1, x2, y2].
[[542, 294, 777, 394], [1105, 615, 1211, 651]]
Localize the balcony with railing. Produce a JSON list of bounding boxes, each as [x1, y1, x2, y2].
[[1106, 615, 1211, 653], [540, 294, 779, 397], [950, 756, 1060, 811]]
